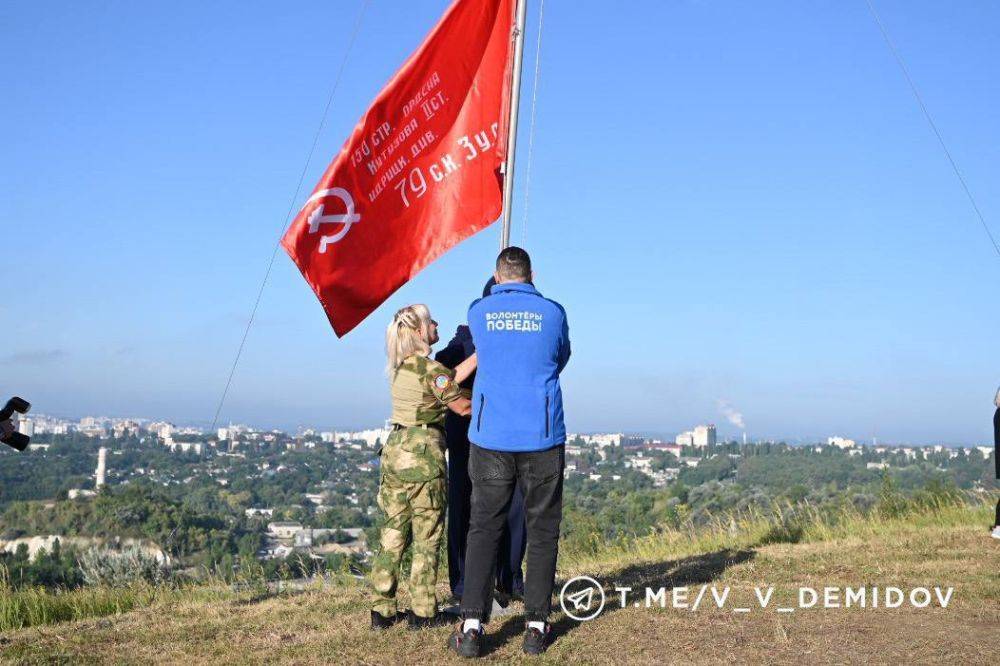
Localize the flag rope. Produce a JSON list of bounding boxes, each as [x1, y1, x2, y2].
[[864, 0, 1000, 262], [520, 0, 546, 247], [209, 0, 372, 433]]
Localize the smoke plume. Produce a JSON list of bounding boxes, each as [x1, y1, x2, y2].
[[717, 400, 745, 430]]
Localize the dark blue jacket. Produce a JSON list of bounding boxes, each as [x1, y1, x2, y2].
[[468, 282, 570, 452], [435, 325, 476, 390]]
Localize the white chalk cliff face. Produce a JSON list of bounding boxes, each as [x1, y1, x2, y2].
[[0, 535, 169, 564]]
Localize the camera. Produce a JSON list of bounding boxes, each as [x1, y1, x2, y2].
[[1, 396, 31, 452]]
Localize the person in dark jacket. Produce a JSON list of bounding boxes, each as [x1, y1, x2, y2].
[[993, 386, 999, 539], [435, 278, 527, 602]]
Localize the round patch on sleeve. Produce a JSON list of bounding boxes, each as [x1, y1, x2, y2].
[[433, 374, 451, 390]]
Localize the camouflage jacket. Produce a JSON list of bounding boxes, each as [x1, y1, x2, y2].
[[389, 354, 463, 427]]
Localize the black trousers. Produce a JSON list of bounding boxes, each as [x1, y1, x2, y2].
[[994, 408, 999, 527], [460, 443, 564, 624], [445, 413, 526, 598], [994, 408, 999, 479]]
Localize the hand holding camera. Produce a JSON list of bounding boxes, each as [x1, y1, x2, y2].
[[1, 396, 31, 452]]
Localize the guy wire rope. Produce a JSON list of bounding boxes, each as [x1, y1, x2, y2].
[[864, 0, 1000, 261], [209, 0, 372, 433]]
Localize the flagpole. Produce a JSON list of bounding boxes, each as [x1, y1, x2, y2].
[[500, 0, 528, 250]]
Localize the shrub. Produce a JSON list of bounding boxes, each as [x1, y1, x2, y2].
[[78, 547, 167, 588]]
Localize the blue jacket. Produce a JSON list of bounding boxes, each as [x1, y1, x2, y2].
[[467, 282, 570, 452], [435, 325, 476, 391]]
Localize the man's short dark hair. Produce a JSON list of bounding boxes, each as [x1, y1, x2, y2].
[[496, 246, 531, 282]]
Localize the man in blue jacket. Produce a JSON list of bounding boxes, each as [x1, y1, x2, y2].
[[435, 278, 527, 605], [449, 247, 570, 658]]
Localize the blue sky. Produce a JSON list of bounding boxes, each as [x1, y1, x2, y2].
[[2, 1, 998, 443]]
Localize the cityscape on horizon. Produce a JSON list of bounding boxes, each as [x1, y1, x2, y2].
[[11, 411, 997, 452]]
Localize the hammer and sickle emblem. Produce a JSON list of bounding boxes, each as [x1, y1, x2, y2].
[[303, 187, 361, 253]]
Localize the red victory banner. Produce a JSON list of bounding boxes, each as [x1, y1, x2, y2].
[[282, 0, 515, 336]]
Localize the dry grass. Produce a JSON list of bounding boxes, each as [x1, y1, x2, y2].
[[558, 494, 992, 576], [1, 502, 997, 664], [0, 577, 237, 634]]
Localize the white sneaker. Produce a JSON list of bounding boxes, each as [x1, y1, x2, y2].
[[991, 526, 1000, 540]]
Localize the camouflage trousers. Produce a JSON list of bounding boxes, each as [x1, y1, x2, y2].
[[370, 427, 447, 618]]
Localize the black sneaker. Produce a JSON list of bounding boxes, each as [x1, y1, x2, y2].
[[522, 624, 551, 655], [406, 610, 452, 630], [447, 623, 483, 658], [370, 610, 404, 630]]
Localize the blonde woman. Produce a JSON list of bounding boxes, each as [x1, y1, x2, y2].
[[371, 304, 476, 630]]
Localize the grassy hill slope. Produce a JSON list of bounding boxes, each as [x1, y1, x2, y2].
[[1, 503, 997, 664]]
